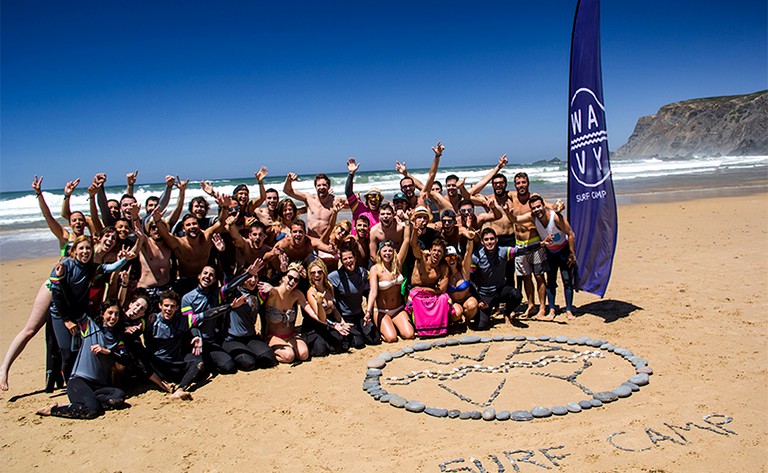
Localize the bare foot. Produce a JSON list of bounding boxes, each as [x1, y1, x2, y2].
[[170, 389, 192, 400], [0, 369, 9, 391], [149, 373, 173, 393], [504, 315, 513, 325], [534, 311, 555, 321], [565, 311, 576, 321], [525, 304, 537, 318], [36, 403, 57, 416]]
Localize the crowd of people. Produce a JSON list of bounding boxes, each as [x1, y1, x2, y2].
[[0, 141, 578, 419]]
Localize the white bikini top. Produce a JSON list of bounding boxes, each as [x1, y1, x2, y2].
[[378, 273, 404, 290]]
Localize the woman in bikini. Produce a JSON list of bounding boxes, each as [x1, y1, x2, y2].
[[365, 221, 414, 342], [444, 227, 479, 326], [259, 263, 323, 363], [303, 260, 352, 356]]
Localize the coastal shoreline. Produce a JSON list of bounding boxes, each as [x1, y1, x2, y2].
[[1, 192, 766, 472]]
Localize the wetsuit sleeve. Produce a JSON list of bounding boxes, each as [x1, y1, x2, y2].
[[101, 258, 128, 274], [511, 241, 542, 257], [221, 272, 251, 300], [155, 184, 172, 214], [345, 172, 355, 198]]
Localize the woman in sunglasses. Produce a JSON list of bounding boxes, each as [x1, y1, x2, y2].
[[259, 263, 323, 363], [364, 220, 414, 343]]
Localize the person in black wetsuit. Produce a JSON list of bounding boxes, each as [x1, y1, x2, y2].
[[36, 299, 130, 419], [144, 290, 228, 400]]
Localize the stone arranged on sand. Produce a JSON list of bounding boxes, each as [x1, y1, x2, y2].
[[389, 396, 407, 408], [612, 385, 633, 398], [405, 401, 426, 413], [363, 335, 652, 421], [425, 407, 449, 418], [566, 402, 582, 413], [622, 382, 640, 392], [595, 391, 618, 403], [367, 358, 386, 369], [512, 410, 534, 421], [628, 373, 650, 386]]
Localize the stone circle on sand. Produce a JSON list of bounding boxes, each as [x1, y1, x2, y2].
[[361, 335, 652, 422]]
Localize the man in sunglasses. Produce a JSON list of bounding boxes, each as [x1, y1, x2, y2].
[[344, 157, 382, 232]]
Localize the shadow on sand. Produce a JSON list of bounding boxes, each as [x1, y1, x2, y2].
[[577, 299, 642, 323]]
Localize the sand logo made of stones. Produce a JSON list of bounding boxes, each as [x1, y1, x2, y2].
[[363, 334, 652, 421]]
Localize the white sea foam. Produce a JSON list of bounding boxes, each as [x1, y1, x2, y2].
[[1, 156, 766, 259]]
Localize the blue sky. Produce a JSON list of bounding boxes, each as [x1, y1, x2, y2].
[[1, 0, 766, 191]]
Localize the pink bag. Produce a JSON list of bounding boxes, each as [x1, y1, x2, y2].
[[406, 289, 453, 337]]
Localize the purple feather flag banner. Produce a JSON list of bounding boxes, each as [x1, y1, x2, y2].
[[567, 0, 617, 297]]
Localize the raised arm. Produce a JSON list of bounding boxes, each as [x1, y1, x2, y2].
[[345, 157, 360, 198], [32, 176, 68, 246], [202, 194, 231, 239], [459, 227, 475, 275], [396, 219, 412, 265], [91, 173, 111, 222], [226, 215, 249, 250], [87, 182, 104, 234], [153, 175, 175, 216], [125, 170, 138, 196], [394, 161, 425, 191], [167, 177, 188, 228], [60, 178, 80, 220], [151, 208, 180, 251], [248, 166, 269, 212], [469, 154, 508, 195], [417, 141, 444, 207], [282, 173, 309, 203]]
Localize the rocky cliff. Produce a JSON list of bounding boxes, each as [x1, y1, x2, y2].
[[612, 90, 767, 159]]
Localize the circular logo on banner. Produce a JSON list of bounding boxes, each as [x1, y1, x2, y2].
[[362, 335, 652, 421], [569, 87, 612, 188]]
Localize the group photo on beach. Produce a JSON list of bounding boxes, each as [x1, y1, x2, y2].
[[1, 0, 766, 471]]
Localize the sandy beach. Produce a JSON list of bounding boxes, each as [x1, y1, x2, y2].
[[1, 192, 766, 472]]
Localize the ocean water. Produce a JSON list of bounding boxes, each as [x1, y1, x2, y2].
[[1, 155, 766, 260]]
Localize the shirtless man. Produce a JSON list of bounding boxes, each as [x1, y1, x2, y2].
[[226, 218, 272, 275], [153, 194, 229, 296], [137, 218, 175, 308], [283, 172, 339, 237], [253, 187, 280, 226], [368, 203, 404, 263], [507, 172, 548, 318], [264, 219, 336, 267]]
